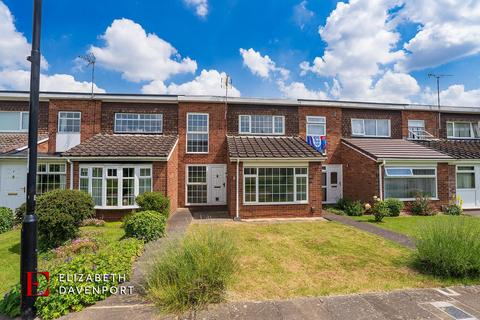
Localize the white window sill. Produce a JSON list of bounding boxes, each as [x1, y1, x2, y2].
[[392, 198, 439, 202], [243, 201, 309, 206], [94, 205, 139, 210]]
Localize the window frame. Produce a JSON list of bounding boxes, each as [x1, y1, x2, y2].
[[186, 113, 209, 154], [238, 115, 285, 135], [456, 165, 476, 190], [58, 111, 81, 133], [185, 165, 208, 205], [36, 163, 67, 195], [78, 164, 152, 209], [114, 113, 163, 133], [351, 118, 391, 137], [243, 166, 309, 205], [0, 111, 29, 132], [446, 121, 476, 139], [383, 166, 437, 201], [306, 116, 326, 137]]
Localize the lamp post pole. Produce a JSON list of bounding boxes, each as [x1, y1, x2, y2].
[[21, 0, 42, 318]]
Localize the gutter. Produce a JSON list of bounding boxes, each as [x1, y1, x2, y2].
[[229, 157, 325, 162], [62, 156, 169, 161]]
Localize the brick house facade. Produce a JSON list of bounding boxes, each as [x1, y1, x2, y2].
[[0, 92, 479, 219]]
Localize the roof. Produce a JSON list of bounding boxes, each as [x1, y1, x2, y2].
[[227, 136, 325, 160], [62, 134, 178, 158], [0, 133, 48, 154], [342, 138, 452, 160], [1, 90, 480, 114], [415, 139, 480, 160]]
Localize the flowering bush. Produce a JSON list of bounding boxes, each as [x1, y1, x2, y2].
[[81, 218, 106, 227], [53, 238, 98, 258], [442, 196, 463, 216]]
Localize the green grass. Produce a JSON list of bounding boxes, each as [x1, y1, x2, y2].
[[0, 222, 124, 295], [351, 215, 480, 238], [190, 221, 478, 301]]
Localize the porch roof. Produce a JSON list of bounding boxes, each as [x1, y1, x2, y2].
[[342, 138, 452, 160], [0, 133, 48, 154], [62, 134, 178, 158], [415, 139, 480, 160], [227, 136, 325, 160]]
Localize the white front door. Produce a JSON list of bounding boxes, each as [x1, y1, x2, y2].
[[322, 165, 343, 204], [456, 165, 480, 209], [0, 163, 27, 210], [209, 165, 227, 205]]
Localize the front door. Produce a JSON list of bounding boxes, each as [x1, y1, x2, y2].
[[209, 165, 227, 205], [322, 165, 343, 204], [0, 163, 27, 210], [456, 165, 480, 209]]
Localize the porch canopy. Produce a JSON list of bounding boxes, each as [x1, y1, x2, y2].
[[227, 136, 326, 161], [342, 138, 452, 161]]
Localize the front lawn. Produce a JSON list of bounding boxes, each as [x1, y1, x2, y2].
[[189, 221, 476, 301], [0, 222, 124, 295], [351, 215, 480, 238]]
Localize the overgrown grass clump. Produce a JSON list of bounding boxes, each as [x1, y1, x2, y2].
[[414, 216, 480, 277], [147, 228, 237, 313]]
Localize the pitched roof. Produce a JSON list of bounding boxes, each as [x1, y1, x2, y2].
[[62, 134, 178, 158], [342, 138, 452, 160], [0, 133, 48, 154], [227, 136, 325, 160], [415, 139, 480, 159]]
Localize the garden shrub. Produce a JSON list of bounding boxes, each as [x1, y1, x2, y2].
[[81, 218, 106, 227], [0, 207, 14, 234], [147, 228, 237, 313], [372, 201, 389, 222], [0, 284, 20, 317], [53, 237, 98, 258], [123, 210, 167, 242], [384, 198, 404, 217], [344, 200, 364, 216], [414, 217, 480, 277], [36, 189, 95, 250], [14, 203, 25, 225], [442, 196, 463, 216], [336, 198, 352, 211], [136, 192, 170, 215], [411, 193, 435, 216]]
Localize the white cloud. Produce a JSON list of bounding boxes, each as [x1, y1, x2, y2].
[[277, 81, 327, 100], [293, 1, 314, 30], [395, 0, 480, 72], [142, 69, 240, 97], [183, 0, 208, 18], [90, 18, 197, 82], [421, 84, 480, 107], [0, 70, 105, 93], [240, 48, 289, 80], [371, 71, 420, 103]]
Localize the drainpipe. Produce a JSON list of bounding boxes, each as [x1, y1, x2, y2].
[[378, 160, 385, 200], [68, 159, 73, 190], [234, 159, 241, 221]]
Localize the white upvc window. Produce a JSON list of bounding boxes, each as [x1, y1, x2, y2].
[[114, 113, 163, 133], [239, 115, 285, 135], [306, 116, 326, 137], [58, 112, 81, 133], [0, 111, 29, 132], [457, 166, 476, 190], [351, 119, 390, 137], [79, 164, 152, 209], [243, 167, 308, 204], [408, 120, 425, 139], [186, 165, 208, 204], [187, 113, 209, 153], [446, 121, 479, 139], [384, 166, 437, 200], [36, 163, 67, 195]]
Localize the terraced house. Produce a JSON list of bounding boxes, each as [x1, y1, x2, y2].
[[0, 91, 479, 220]]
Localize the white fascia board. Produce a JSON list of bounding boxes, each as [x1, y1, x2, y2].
[[231, 157, 325, 163], [63, 156, 169, 161], [379, 158, 451, 164]]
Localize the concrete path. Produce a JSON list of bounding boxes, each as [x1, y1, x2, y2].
[[324, 214, 416, 249], [61, 209, 192, 320]]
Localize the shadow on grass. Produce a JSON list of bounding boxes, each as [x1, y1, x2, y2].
[[8, 242, 20, 255]]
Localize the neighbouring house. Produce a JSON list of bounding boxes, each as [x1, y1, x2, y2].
[[0, 91, 479, 220]]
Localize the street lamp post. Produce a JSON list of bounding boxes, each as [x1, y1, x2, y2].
[[21, 0, 42, 318]]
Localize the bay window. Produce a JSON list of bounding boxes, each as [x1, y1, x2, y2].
[[243, 167, 308, 204], [239, 115, 285, 135], [79, 165, 152, 208], [187, 113, 209, 153], [351, 119, 390, 137], [447, 122, 479, 139], [36, 163, 66, 194], [384, 167, 437, 200]]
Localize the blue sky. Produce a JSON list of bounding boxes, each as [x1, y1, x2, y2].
[[1, 0, 480, 107]]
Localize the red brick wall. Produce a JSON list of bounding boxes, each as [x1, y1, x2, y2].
[[298, 106, 343, 164], [177, 102, 228, 208], [101, 102, 178, 134], [401, 110, 439, 138], [342, 108, 402, 138], [48, 99, 102, 153], [339, 142, 379, 203], [227, 104, 299, 135], [227, 161, 323, 219], [166, 144, 179, 214]]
